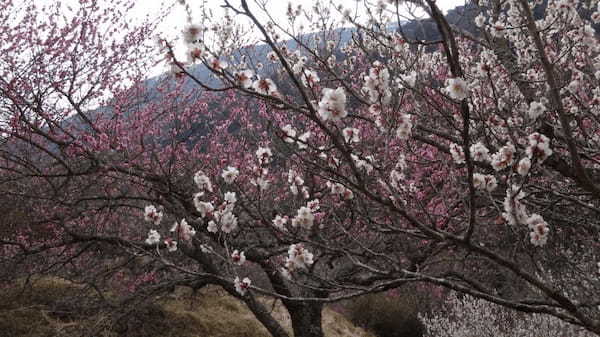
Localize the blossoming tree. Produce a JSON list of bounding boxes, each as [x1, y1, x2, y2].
[[156, 0, 600, 335], [1, 0, 600, 336]]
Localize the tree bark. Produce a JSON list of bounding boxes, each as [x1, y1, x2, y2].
[[286, 302, 324, 337]]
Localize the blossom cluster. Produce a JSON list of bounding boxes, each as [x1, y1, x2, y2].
[[234, 276, 251, 295], [272, 214, 288, 231], [472, 173, 497, 192], [250, 147, 272, 191], [395, 114, 413, 140], [502, 185, 528, 226], [490, 143, 515, 171], [281, 243, 314, 279], [525, 133, 552, 162], [231, 249, 246, 266], [145, 229, 161, 245], [206, 193, 239, 234], [502, 185, 551, 246], [318, 87, 347, 121], [389, 156, 408, 191], [221, 166, 239, 184], [144, 205, 163, 226], [526, 214, 550, 247], [362, 61, 392, 105], [449, 143, 465, 164], [292, 56, 320, 87], [326, 181, 354, 200], [288, 169, 309, 198], [192, 169, 240, 234], [170, 218, 196, 242], [343, 127, 360, 143], [282, 125, 310, 150], [143, 208, 197, 252], [194, 170, 214, 192], [351, 154, 374, 175], [291, 205, 315, 229], [444, 77, 469, 100]]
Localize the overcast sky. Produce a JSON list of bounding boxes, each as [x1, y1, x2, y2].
[[138, 0, 464, 40], [128, 0, 463, 76]]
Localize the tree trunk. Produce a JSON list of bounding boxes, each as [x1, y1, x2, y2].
[[286, 302, 324, 337]]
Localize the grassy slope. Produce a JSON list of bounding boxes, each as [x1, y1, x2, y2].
[[0, 277, 373, 337]]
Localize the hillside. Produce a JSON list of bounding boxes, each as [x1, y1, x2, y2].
[[0, 277, 374, 337]]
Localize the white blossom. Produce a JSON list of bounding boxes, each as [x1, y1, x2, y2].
[[297, 131, 310, 150], [285, 243, 314, 271], [231, 250, 246, 266], [220, 212, 238, 233], [292, 58, 305, 74], [390, 169, 404, 190], [318, 87, 347, 121], [195, 200, 214, 218], [282, 124, 297, 143], [234, 70, 254, 89], [470, 142, 490, 162], [145, 229, 161, 245], [363, 62, 391, 104], [291, 206, 315, 229], [301, 186, 310, 199], [502, 185, 528, 226], [207, 220, 218, 233], [526, 133, 552, 162], [256, 146, 273, 165], [272, 215, 288, 230], [450, 143, 465, 164], [473, 173, 497, 192], [251, 177, 270, 191], [280, 267, 292, 280], [186, 44, 203, 62], [399, 71, 417, 87], [208, 57, 227, 71], [234, 276, 251, 295], [327, 181, 354, 200], [343, 127, 360, 143], [445, 77, 469, 100], [474, 14, 486, 27], [144, 205, 163, 226], [301, 69, 320, 87], [491, 143, 516, 171], [253, 78, 278, 95], [170, 218, 196, 241], [221, 166, 239, 184], [267, 51, 278, 63], [194, 171, 213, 192], [351, 154, 374, 174], [164, 238, 178, 252], [529, 101, 546, 120], [517, 157, 531, 176], [224, 191, 237, 204], [395, 114, 412, 140], [307, 199, 320, 211], [526, 214, 550, 246]]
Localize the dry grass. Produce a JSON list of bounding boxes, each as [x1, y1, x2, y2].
[[0, 277, 93, 337], [0, 277, 374, 337]]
